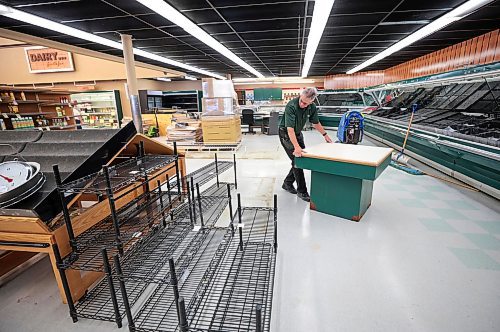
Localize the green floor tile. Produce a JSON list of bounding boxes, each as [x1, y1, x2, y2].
[[426, 185, 447, 193], [475, 221, 500, 234], [419, 218, 456, 232], [400, 178, 418, 185], [383, 183, 409, 191], [399, 198, 427, 208], [412, 191, 438, 200], [448, 247, 500, 270], [445, 200, 479, 211], [433, 208, 467, 220], [464, 233, 500, 250]]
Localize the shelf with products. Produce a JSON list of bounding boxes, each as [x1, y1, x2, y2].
[[1, 111, 53, 116], [46, 115, 77, 119], [46, 124, 78, 130], [282, 91, 301, 102], [80, 112, 113, 116], [41, 102, 72, 107], [71, 91, 123, 129], [0, 100, 52, 104], [0, 87, 77, 131]]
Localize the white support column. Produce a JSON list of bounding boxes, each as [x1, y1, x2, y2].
[[121, 34, 143, 133]]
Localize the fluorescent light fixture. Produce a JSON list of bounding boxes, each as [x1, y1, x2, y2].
[[135, 0, 264, 78], [184, 75, 197, 81], [156, 77, 171, 82], [233, 81, 273, 85], [379, 20, 430, 26], [233, 78, 316, 85], [346, 0, 494, 74], [0, 4, 225, 79], [233, 76, 316, 84], [301, 0, 336, 78]]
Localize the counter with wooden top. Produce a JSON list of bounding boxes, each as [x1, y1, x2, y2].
[[295, 143, 393, 221]]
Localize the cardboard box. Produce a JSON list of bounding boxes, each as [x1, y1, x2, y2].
[[202, 78, 235, 98], [202, 97, 233, 115], [202, 115, 241, 143], [202, 78, 216, 98]]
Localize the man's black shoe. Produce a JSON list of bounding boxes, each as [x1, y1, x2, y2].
[[282, 183, 297, 194], [297, 192, 310, 202]]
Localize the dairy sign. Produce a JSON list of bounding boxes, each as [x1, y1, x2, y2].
[[24, 47, 74, 73]]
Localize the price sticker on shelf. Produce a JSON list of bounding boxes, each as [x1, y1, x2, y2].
[[2, 113, 8, 119], [15, 114, 21, 118]]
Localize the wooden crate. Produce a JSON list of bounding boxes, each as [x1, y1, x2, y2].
[[202, 116, 241, 143]]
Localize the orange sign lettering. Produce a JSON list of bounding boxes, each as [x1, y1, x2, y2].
[[25, 47, 74, 73]]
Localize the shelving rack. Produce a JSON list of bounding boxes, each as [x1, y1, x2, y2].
[[138, 90, 202, 116], [52, 147, 240, 328], [117, 194, 278, 332], [51, 142, 277, 331]]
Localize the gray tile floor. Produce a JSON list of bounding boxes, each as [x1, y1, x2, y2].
[[1, 130, 499, 332]]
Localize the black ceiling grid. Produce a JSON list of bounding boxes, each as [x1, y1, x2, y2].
[[0, 0, 497, 78]]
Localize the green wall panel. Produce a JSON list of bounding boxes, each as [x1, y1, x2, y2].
[[254, 88, 282, 101]]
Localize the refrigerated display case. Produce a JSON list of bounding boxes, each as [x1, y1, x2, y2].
[[70, 91, 123, 129]]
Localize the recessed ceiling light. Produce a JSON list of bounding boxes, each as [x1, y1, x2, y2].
[[0, 4, 226, 79], [346, 0, 494, 74], [156, 77, 171, 82], [135, 0, 264, 78]]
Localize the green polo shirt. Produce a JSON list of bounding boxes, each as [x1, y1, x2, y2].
[[279, 97, 319, 134]]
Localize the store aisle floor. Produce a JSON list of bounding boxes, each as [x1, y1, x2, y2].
[[1, 131, 499, 332]]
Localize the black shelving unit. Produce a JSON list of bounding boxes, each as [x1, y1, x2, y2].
[[114, 194, 277, 332], [162, 90, 202, 114], [138, 90, 202, 115], [69, 181, 233, 326], [52, 149, 240, 329]]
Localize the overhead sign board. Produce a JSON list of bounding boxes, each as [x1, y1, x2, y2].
[[24, 46, 74, 73]]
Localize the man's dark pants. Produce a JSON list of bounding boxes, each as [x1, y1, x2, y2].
[[279, 127, 307, 194]]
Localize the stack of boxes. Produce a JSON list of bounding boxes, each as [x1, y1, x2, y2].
[[166, 114, 202, 143], [201, 78, 241, 143]]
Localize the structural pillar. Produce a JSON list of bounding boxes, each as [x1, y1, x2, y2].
[[120, 34, 143, 133]]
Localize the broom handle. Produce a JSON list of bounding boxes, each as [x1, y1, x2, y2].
[[424, 172, 479, 191], [401, 110, 415, 152]]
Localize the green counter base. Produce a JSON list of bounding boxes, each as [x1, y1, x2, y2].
[[309, 171, 374, 221]]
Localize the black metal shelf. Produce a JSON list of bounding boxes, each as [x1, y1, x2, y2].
[[62, 186, 183, 272], [72, 186, 182, 254], [185, 160, 234, 188], [237, 206, 277, 245], [131, 228, 231, 332], [60, 157, 235, 272], [186, 241, 275, 332], [75, 273, 148, 323], [111, 183, 234, 283], [60, 154, 178, 194], [129, 204, 277, 332], [53, 153, 255, 330]]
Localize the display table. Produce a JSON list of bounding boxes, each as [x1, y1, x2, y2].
[[295, 143, 392, 221]]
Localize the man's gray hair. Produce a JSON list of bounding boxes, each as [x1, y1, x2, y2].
[[301, 87, 318, 100]]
